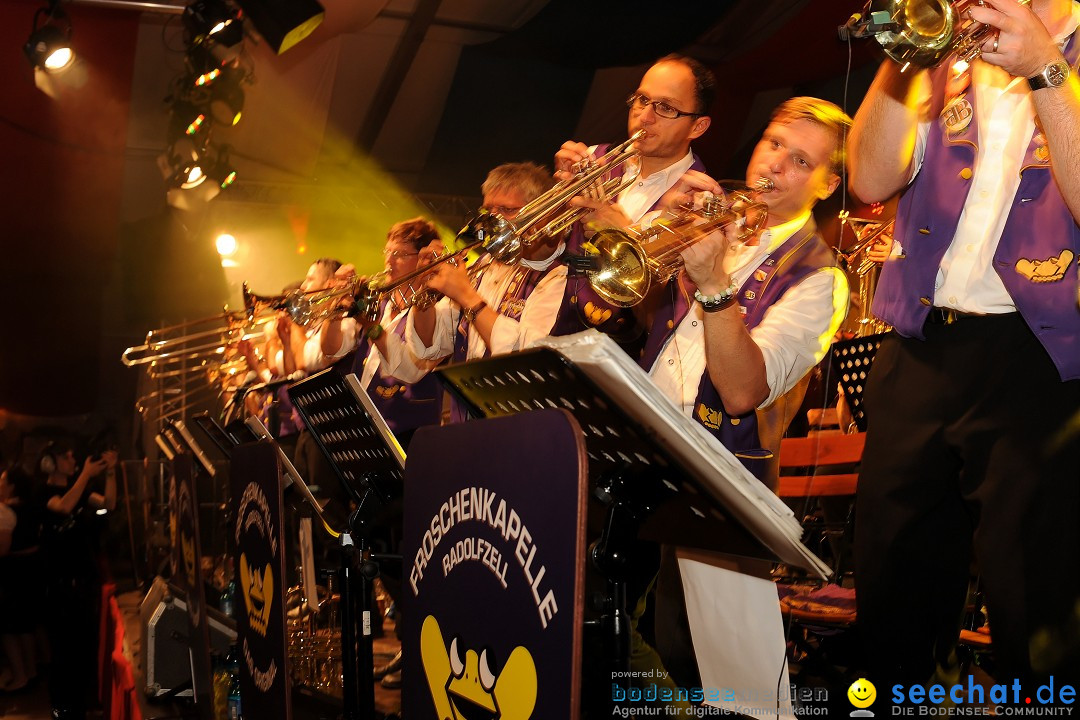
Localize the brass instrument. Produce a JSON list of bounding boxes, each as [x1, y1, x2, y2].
[[844, 0, 1026, 69], [279, 248, 492, 330], [839, 214, 895, 337], [121, 289, 285, 368], [585, 180, 772, 307], [364, 250, 493, 315], [463, 130, 646, 264]]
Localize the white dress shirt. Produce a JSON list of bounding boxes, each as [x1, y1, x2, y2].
[[614, 150, 696, 223], [406, 246, 568, 363], [650, 212, 849, 412], [325, 307, 436, 385]]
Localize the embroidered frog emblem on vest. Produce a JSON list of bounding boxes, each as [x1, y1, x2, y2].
[[1015, 250, 1074, 283], [696, 403, 722, 430], [583, 301, 612, 326]]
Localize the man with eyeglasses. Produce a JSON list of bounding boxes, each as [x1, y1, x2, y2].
[[405, 162, 568, 413], [546, 54, 714, 343], [320, 217, 446, 451], [555, 54, 713, 231]]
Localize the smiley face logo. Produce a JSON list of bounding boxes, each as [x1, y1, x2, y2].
[[848, 678, 876, 709]]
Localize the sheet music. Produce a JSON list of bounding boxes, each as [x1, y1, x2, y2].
[[533, 330, 829, 578]]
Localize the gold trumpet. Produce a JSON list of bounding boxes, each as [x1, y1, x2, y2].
[[844, 0, 1026, 68], [290, 247, 492, 327], [461, 130, 645, 264], [585, 180, 772, 307], [839, 216, 895, 337]]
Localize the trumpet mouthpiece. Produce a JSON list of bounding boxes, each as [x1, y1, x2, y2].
[[753, 178, 775, 192]]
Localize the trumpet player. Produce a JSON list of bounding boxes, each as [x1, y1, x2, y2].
[[643, 97, 852, 698], [406, 162, 568, 416], [550, 54, 714, 339], [849, 0, 1080, 691], [320, 217, 446, 449]]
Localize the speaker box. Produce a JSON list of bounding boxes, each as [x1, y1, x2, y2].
[[140, 576, 237, 697], [234, 0, 325, 54]]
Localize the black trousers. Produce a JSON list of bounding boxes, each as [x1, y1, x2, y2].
[[855, 313, 1080, 689]]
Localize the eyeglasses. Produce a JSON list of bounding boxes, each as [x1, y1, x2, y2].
[[626, 93, 704, 120], [383, 248, 418, 259], [482, 205, 523, 217]]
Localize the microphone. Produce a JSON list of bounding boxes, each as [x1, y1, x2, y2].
[[837, 10, 899, 41]]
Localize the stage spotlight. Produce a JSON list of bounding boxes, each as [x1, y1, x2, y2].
[[183, 0, 243, 47], [207, 146, 237, 189], [158, 138, 208, 190], [216, 233, 237, 257], [208, 71, 244, 126], [24, 4, 74, 73]]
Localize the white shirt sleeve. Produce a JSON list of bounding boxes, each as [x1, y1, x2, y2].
[[374, 328, 442, 383], [405, 297, 457, 362], [323, 318, 359, 359], [489, 266, 569, 354], [752, 267, 850, 407]]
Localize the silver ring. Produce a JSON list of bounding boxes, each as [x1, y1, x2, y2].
[[992, 36, 999, 53]]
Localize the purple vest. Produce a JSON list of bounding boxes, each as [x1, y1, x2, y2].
[[649, 220, 836, 480], [353, 304, 442, 440], [872, 44, 1080, 380], [550, 148, 707, 341]]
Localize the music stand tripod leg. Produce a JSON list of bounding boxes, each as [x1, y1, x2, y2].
[[591, 475, 652, 705], [339, 493, 394, 720]]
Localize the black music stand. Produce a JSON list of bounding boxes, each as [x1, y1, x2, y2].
[[434, 342, 824, 708], [287, 368, 406, 720], [831, 332, 888, 432]]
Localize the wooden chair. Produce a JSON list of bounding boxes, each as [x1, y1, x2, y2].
[[774, 432, 866, 684], [777, 432, 865, 580]]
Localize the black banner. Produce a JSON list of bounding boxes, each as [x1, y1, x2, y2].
[[402, 410, 587, 719], [172, 454, 214, 717], [230, 441, 291, 720]]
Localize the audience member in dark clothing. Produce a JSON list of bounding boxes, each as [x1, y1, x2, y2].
[[38, 441, 116, 719]]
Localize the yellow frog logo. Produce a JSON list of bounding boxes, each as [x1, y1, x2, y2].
[[583, 302, 613, 327], [1016, 249, 1074, 283], [240, 553, 274, 637], [696, 404, 722, 429], [421, 615, 537, 720], [375, 385, 404, 399]]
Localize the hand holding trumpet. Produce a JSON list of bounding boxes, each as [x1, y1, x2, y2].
[[969, 0, 1060, 79], [418, 248, 481, 309]]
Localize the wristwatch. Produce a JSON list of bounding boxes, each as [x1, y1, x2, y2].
[[463, 299, 488, 322], [1027, 60, 1070, 91]]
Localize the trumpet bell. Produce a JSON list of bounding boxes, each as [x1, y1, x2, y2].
[[458, 211, 520, 264], [585, 229, 653, 308], [858, 0, 1003, 68], [583, 180, 770, 308]]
